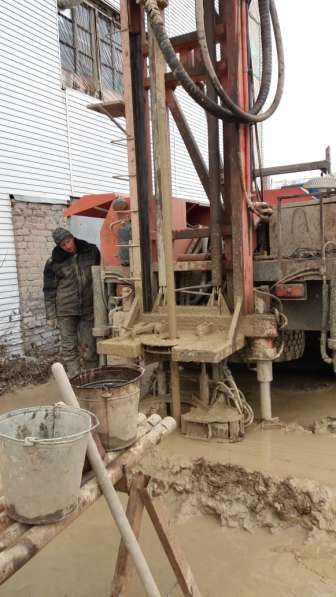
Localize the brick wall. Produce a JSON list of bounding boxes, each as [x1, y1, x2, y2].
[[12, 201, 68, 353]]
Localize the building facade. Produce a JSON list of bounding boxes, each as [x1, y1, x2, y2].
[[0, 0, 261, 356]]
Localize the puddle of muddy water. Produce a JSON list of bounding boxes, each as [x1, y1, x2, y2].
[[1, 498, 335, 597], [0, 381, 59, 416], [1, 359, 336, 596]]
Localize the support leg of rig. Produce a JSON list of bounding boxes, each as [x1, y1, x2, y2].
[[157, 362, 167, 397], [170, 361, 181, 425], [257, 360, 273, 421]]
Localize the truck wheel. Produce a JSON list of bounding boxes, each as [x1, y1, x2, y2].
[[275, 330, 305, 362]]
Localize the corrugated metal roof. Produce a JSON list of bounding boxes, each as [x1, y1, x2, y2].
[[303, 175, 336, 189]]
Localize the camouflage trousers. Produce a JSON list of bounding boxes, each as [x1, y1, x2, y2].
[[57, 316, 98, 379]]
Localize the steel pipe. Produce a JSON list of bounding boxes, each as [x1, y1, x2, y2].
[[52, 363, 162, 597], [0, 370, 175, 588], [257, 361, 273, 421]]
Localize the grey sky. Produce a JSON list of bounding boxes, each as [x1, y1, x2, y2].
[[263, 0, 336, 175]]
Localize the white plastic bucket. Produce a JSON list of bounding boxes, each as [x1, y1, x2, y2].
[[0, 405, 98, 524]]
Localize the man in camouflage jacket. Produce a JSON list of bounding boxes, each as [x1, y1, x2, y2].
[[43, 227, 100, 378]]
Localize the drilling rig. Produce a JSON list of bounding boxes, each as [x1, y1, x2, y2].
[[66, 0, 336, 439]]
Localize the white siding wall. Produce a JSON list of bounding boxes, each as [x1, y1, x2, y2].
[[0, 0, 71, 203], [0, 0, 127, 204], [65, 89, 129, 196], [167, 1, 209, 204], [0, 195, 22, 355], [170, 88, 209, 204]]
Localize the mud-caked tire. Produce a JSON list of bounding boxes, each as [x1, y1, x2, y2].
[[275, 329, 305, 362]]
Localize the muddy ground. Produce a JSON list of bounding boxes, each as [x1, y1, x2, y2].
[[0, 351, 54, 396], [0, 352, 336, 596]]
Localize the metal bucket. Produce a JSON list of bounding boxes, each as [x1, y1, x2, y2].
[[72, 365, 144, 451], [0, 405, 98, 524]]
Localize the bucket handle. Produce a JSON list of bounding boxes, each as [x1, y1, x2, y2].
[[21, 407, 99, 447]]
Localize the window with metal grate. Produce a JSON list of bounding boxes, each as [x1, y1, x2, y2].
[[58, 2, 122, 98]]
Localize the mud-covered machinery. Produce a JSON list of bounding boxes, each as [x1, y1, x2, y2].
[[65, 0, 336, 434]]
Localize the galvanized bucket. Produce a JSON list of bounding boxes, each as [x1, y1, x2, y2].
[[0, 405, 98, 524], [72, 365, 144, 451]]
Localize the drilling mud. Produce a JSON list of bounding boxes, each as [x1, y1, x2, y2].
[[139, 455, 336, 533]]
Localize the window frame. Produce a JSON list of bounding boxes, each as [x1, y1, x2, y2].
[[58, 1, 122, 99]]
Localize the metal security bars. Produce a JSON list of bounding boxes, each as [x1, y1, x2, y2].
[[58, 2, 123, 97]]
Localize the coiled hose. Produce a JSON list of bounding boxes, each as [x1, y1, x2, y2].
[[141, 0, 284, 124], [195, 0, 285, 123]]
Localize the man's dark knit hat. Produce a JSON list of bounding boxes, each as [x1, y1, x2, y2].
[[52, 227, 73, 245]]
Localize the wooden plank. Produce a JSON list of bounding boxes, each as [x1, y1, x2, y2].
[[148, 23, 166, 288], [172, 228, 210, 240], [111, 474, 147, 597], [141, 489, 202, 597], [97, 337, 142, 358], [221, 0, 253, 313], [204, 0, 223, 287], [87, 100, 125, 119], [148, 22, 177, 338]]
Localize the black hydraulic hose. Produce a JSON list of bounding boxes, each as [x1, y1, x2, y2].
[[142, 0, 233, 121], [195, 0, 273, 117], [252, 0, 273, 114], [195, 0, 284, 122], [142, 0, 284, 124]]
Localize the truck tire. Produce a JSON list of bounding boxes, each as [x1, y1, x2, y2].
[[275, 330, 305, 362]]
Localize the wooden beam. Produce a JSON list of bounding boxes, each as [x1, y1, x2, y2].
[[221, 0, 253, 312], [173, 228, 210, 240], [141, 489, 202, 597], [111, 474, 147, 597], [204, 0, 223, 287], [148, 23, 177, 339], [167, 91, 210, 198]]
